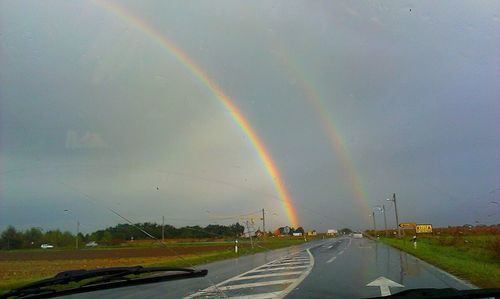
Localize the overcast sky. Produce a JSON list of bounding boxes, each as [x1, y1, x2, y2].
[[1, 1, 499, 233]]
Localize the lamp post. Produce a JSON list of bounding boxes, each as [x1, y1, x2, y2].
[[375, 205, 388, 237], [369, 212, 376, 236], [382, 205, 388, 237]]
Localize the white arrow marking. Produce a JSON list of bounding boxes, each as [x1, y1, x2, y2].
[[366, 276, 404, 296]]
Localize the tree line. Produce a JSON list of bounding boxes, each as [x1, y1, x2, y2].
[[0, 222, 245, 250]]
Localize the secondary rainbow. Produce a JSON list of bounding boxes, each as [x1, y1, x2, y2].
[[274, 49, 370, 220], [93, 0, 299, 227]]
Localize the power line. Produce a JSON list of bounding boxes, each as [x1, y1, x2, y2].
[[56, 180, 227, 296]]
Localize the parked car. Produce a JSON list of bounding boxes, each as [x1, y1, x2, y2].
[[86, 241, 98, 247], [40, 244, 54, 249]]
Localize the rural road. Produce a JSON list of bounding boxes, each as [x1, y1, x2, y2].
[[69, 237, 475, 298]]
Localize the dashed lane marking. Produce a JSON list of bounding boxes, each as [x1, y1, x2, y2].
[[326, 256, 337, 264]]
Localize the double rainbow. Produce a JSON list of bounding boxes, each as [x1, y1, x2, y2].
[[94, 1, 299, 228], [274, 48, 370, 220]]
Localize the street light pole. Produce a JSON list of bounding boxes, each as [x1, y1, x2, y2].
[[162, 216, 165, 243], [76, 220, 80, 249], [261, 208, 266, 239]]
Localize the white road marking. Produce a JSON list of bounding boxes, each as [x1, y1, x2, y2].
[[277, 249, 315, 299], [278, 257, 309, 262], [366, 276, 404, 296], [228, 291, 282, 299], [250, 265, 309, 272], [185, 249, 314, 299], [232, 271, 303, 281], [328, 245, 334, 249], [261, 261, 308, 267], [338, 250, 344, 255], [215, 279, 296, 291], [269, 260, 307, 265], [326, 256, 337, 264], [268, 256, 306, 264]]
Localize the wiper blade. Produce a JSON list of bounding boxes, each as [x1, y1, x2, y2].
[[1, 266, 208, 299], [367, 287, 500, 299]]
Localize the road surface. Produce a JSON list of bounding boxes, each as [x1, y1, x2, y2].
[[69, 237, 475, 298]]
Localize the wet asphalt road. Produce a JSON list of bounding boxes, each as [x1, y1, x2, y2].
[[287, 237, 474, 298], [68, 237, 475, 298]]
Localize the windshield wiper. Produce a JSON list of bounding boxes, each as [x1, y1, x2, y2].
[[0, 266, 208, 299], [367, 287, 500, 299]]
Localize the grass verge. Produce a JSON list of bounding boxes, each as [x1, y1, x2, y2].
[[379, 236, 500, 288]]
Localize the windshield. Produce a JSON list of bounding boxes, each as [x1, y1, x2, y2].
[[1, 1, 499, 298]]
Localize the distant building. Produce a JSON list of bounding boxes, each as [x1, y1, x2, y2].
[[273, 226, 292, 236], [307, 230, 317, 236], [292, 232, 303, 237], [327, 229, 338, 236]]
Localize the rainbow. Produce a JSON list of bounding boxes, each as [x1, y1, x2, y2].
[[93, 1, 299, 228], [274, 49, 370, 221]]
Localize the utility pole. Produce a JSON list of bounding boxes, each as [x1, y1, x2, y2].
[[386, 193, 401, 237], [382, 204, 388, 237], [372, 211, 377, 231], [76, 220, 80, 249], [261, 208, 266, 238], [387, 193, 401, 237], [393, 193, 400, 237], [162, 216, 165, 243]]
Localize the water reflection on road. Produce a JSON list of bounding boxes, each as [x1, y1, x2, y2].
[[374, 240, 424, 285]]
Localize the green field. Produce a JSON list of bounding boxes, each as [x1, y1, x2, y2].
[[379, 235, 500, 288]]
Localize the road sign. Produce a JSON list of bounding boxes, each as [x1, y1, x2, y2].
[[399, 222, 416, 227], [366, 276, 404, 296], [416, 224, 433, 233]]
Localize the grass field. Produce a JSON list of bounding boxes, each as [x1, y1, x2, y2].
[[0, 237, 312, 293], [379, 235, 500, 288]]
